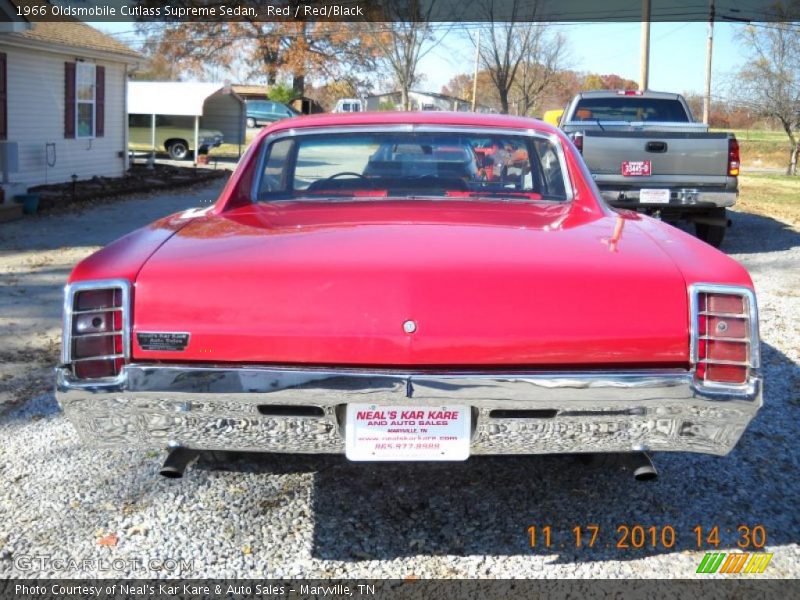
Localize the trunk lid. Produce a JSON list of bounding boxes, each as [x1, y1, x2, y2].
[[131, 200, 689, 367], [578, 130, 732, 186]]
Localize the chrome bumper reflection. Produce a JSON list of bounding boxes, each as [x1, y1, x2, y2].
[[55, 365, 762, 457]]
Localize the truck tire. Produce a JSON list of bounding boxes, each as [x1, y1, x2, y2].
[[695, 211, 727, 248]]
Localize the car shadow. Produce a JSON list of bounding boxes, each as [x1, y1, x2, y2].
[[195, 338, 798, 564]]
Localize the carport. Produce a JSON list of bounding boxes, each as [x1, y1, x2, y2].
[[127, 82, 247, 164]]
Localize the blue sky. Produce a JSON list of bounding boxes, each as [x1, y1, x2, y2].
[[98, 20, 745, 99], [420, 22, 743, 98]]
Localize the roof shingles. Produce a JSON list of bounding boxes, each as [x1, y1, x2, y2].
[[7, 20, 141, 59]]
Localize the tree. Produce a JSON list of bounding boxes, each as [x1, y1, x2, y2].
[[306, 80, 359, 111], [581, 72, 638, 91], [441, 70, 500, 110], [510, 30, 566, 116], [735, 20, 800, 174], [136, 8, 378, 95], [472, 0, 563, 114], [370, 1, 444, 110]]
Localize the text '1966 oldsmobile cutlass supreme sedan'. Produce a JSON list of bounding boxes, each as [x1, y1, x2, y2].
[[56, 112, 761, 480]]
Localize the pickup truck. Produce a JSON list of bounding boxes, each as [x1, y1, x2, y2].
[[560, 90, 739, 247]]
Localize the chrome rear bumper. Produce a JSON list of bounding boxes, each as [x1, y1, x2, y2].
[[56, 364, 762, 457]]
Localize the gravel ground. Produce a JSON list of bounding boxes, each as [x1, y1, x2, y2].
[[0, 191, 797, 579]]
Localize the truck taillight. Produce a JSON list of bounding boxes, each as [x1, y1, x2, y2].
[[617, 90, 643, 95], [728, 137, 740, 177], [690, 285, 759, 388], [63, 280, 130, 380], [570, 132, 583, 153]]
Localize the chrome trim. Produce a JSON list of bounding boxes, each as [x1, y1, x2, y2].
[[688, 283, 760, 393], [56, 364, 762, 457], [72, 354, 126, 363], [72, 307, 123, 315], [61, 279, 131, 385], [250, 124, 574, 204]]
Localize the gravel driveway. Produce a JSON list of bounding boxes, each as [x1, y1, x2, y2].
[[0, 190, 797, 579]]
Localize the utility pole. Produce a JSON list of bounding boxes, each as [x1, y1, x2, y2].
[[472, 28, 481, 111], [639, 0, 651, 91], [703, 0, 715, 125]]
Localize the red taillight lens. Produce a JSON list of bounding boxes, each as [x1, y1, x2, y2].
[[66, 283, 127, 380], [728, 137, 740, 177], [694, 289, 756, 387], [571, 132, 583, 153]]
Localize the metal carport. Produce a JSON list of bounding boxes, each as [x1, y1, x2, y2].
[[127, 82, 246, 164]]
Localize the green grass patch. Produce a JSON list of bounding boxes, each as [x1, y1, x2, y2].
[[737, 173, 800, 226], [208, 131, 258, 159]]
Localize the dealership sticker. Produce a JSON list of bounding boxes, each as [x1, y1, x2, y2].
[[345, 404, 470, 461], [137, 332, 190, 351]]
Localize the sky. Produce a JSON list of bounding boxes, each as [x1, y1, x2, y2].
[[98, 20, 746, 101], [418, 21, 743, 98]]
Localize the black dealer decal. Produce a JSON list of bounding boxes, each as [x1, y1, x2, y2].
[[137, 332, 190, 351]]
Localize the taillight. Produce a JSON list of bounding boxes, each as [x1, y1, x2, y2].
[[728, 137, 740, 177], [570, 132, 583, 153], [617, 90, 643, 96], [63, 280, 130, 380], [691, 285, 759, 388]]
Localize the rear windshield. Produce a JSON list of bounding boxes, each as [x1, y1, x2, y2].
[[256, 131, 570, 202], [572, 97, 690, 122]]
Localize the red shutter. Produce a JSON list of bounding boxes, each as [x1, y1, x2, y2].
[[64, 62, 75, 138], [0, 53, 7, 140], [95, 65, 105, 137]]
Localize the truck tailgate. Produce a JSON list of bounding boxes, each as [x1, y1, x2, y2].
[[581, 131, 731, 186]]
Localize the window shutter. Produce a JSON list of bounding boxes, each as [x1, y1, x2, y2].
[[64, 62, 76, 138], [95, 65, 105, 137], [0, 53, 7, 141]]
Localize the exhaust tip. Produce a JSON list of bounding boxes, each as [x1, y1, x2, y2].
[[158, 467, 184, 479], [159, 447, 198, 479], [629, 452, 658, 482], [633, 465, 659, 482]]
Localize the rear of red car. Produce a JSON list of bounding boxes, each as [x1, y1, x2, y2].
[[56, 113, 761, 470]]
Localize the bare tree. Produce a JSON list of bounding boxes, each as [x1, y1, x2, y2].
[[472, 0, 561, 115], [735, 19, 800, 175], [370, 2, 450, 110], [511, 29, 567, 116], [373, 22, 432, 109]]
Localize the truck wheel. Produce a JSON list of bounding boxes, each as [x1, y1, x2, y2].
[[246, 117, 256, 128], [695, 222, 726, 247], [166, 140, 189, 161]]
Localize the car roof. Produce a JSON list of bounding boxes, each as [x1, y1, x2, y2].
[[261, 111, 560, 136]]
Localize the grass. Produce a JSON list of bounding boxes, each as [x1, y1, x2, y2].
[[737, 173, 800, 227], [208, 131, 258, 159], [712, 128, 793, 170]]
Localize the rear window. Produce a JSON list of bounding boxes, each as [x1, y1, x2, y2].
[[255, 130, 570, 203], [572, 97, 690, 123]]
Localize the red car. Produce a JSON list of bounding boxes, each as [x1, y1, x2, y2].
[[56, 112, 761, 479]]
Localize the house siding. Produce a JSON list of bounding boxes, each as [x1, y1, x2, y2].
[[0, 43, 127, 187]]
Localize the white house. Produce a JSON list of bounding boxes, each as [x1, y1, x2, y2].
[[366, 90, 473, 112], [0, 20, 140, 197]]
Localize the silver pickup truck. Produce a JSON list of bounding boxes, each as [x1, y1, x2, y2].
[[560, 90, 739, 247]]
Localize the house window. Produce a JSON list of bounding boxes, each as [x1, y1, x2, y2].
[[76, 62, 96, 138]]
